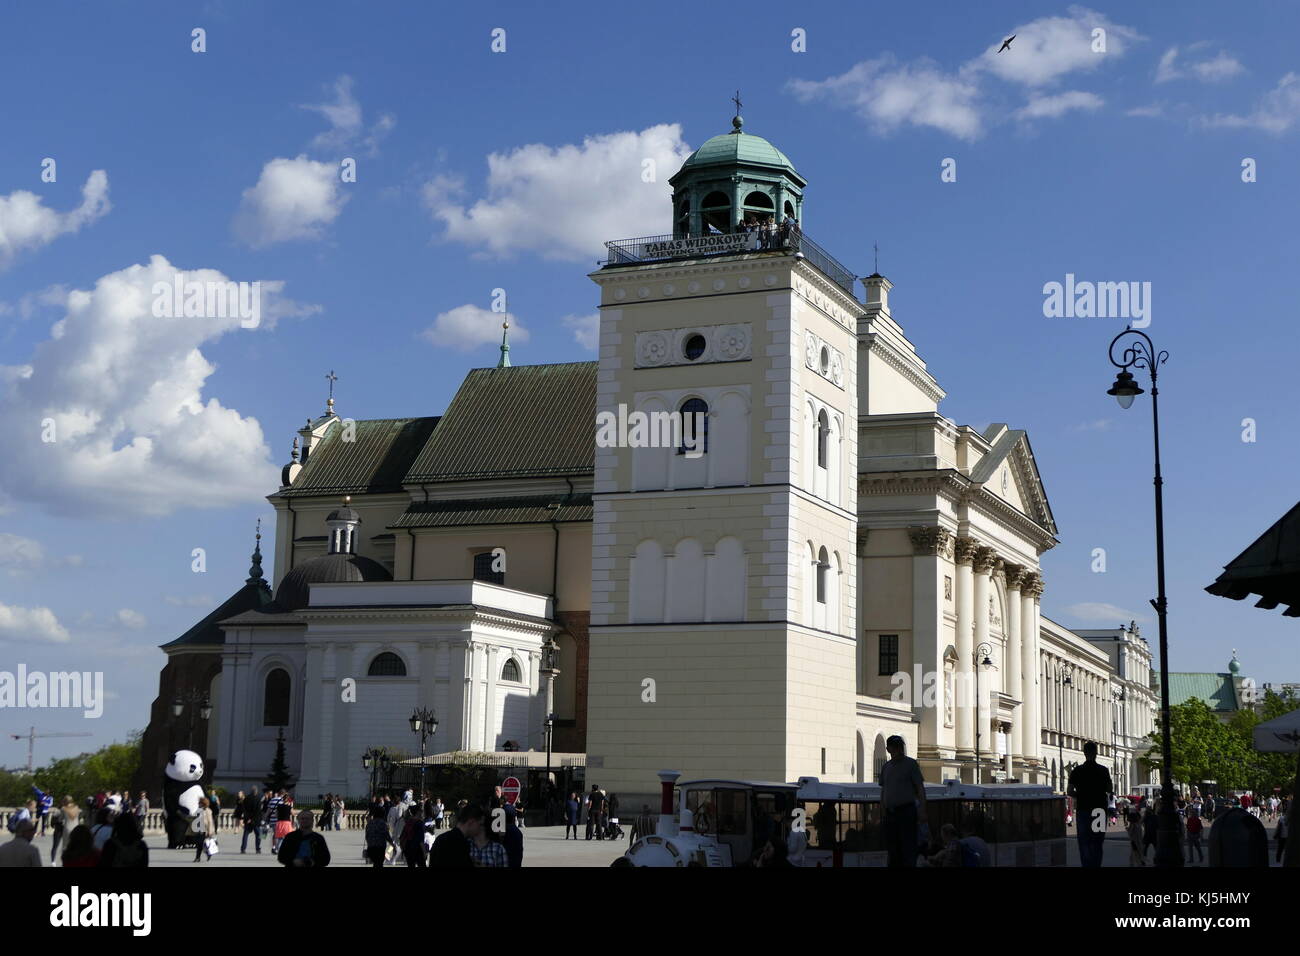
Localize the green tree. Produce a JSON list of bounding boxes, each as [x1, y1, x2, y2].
[[264, 728, 296, 792], [1229, 688, 1300, 796], [1141, 698, 1235, 788]]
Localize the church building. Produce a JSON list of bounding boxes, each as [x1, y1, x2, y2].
[[139, 109, 1155, 805]]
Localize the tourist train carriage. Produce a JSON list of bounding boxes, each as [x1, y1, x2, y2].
[[623, 771, 1067, 867]]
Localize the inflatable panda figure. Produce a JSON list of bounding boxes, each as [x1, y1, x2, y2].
[[163, 750, 205, 849]]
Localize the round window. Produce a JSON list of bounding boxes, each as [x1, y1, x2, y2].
[[684, 334, 707, 361]]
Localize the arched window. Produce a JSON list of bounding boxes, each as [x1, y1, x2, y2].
[[501, 658, 522, 682], [816, 547, 829, 604], [700, 191, 731, 233], [367, 652, 406, 676], [263, 668, 290, 727], [473, 550, 505, 585], [678, 398, 709, 455], [817, 409, 829, 469]]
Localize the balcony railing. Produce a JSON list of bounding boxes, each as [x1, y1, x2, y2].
[[603, 227, 859, 299]]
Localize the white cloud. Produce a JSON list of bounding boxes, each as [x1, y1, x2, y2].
[[301, 75, 395, 156], [1016, 90, 1104, 120], [0, 533, 45, 571], [420, 304, 531, 352], [562, 313, 600, 351], [423, 124, 692, 261], [1201, 73, 1300, 132], [790, 56, 984, 140], [1194, 52, 1246, 82], [789, 8, 1138, 141], [0, 171, 110, 270], [0, 602, 70, 643], [971, 6, 1142, 87], [233, 156, 348, 247], [1063, 601, 1145, 624], [0, 255, 310, 517], [1126, 104, 1164, 118], [1157, 46, 1245, 84], [115, 608, 147, 629], [164, 594, 216, 607]]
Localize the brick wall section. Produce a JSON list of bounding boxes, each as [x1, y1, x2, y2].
[[133, 651, 222, 800]]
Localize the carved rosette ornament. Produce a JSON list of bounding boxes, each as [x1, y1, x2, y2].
[[908, 525, 953, 557], [638, 331, 668, 367], [954, 537, 978, 566], [716, 324, 749, 360], [973, 546, 998, 575]]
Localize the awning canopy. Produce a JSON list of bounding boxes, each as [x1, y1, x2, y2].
[[1205, 501, 1300, 616], [397, 751, 587, 769], [1252, 711, 1300, 753]]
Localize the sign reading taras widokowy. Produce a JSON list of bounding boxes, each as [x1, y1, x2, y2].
[[643, 234, 748, 257]]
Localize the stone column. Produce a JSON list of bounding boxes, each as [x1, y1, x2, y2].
[[1003, 566, 1025, 766], [970, 546, 997, 778], [909, 526, 952, 770], [480, 647, 493, 749], [953, 537, 978, 761], [1021, 574, 1043, 768], [1003, 724, 1014, 779]]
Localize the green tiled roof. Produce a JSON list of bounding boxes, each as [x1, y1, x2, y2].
[[277, 417, 440, 497], [392, 494, 594, 529], [404, 363, 596, 483], [682, 131, 796, 172], [1164, 673, 1238, 712], [161, 580, 274, 649]]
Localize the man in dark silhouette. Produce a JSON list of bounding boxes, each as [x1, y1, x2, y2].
[[1067, 740, 1113, 867], [879, 735, 927, 867]]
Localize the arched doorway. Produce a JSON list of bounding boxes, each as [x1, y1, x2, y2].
[[872, 735, 888, 783]]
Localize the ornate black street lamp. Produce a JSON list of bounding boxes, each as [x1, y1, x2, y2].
[[973, 643, 993, 784], [1107, 327, 1182, 868], [1053, 660, 1074, 791], [171, 689, 212, 751], [410, 708, 438, 804], [362, 748, 392, 800]]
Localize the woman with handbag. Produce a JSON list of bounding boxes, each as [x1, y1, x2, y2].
[[193, 797, 216, 862]]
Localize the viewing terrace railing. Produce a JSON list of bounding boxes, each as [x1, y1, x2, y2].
[[603, 229, 859, 299]]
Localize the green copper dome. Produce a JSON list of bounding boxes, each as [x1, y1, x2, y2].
[[681, 129, 796, 173]]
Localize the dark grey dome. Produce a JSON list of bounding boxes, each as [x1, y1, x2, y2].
[[326, 506, 361, 523], [275, 552, 391, 611]]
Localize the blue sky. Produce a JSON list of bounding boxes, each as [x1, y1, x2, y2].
[[3, 1, 1299, 760]]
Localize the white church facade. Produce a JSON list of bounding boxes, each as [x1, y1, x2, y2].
[[139, 112, 1158, 805]]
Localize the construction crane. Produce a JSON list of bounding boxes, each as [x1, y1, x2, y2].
[[8, 727, 93, 773]]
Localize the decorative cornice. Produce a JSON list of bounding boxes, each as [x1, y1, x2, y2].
[[858, 332, 946, 404]]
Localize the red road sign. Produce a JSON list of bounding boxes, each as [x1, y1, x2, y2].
[[502, 776, 521, 804]]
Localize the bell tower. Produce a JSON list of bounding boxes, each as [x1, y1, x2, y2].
[[668, 102, 806, 237], [586, 112, 861, 803]]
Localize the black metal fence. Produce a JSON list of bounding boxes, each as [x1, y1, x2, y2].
[[603, 228, 859, 298]]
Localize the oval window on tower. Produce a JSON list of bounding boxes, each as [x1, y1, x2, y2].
[[684, 334, 707, 361]]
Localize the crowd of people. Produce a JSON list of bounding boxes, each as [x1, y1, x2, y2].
[[731, 214, 800, 252], [363, 786, 525, 868], [2, 788, 153, 868]]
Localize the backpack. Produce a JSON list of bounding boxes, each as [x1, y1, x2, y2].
[[6, 813, 18, 833]]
